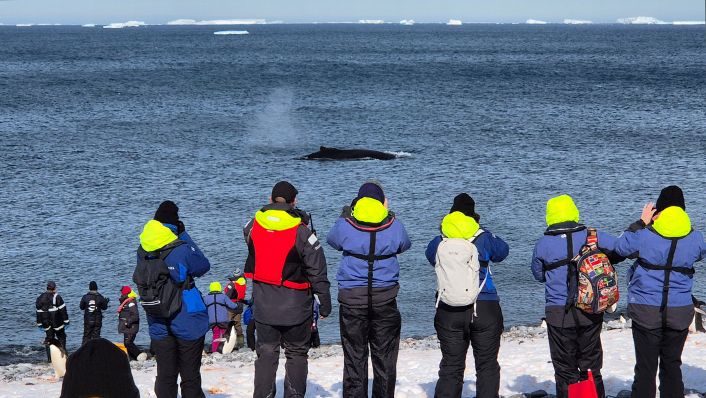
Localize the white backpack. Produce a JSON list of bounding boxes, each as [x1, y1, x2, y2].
[[435, 229, 488, 308]]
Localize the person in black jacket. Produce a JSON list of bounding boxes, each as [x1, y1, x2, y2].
[[36, 281, 70, 351], [244, 181, 332, 398], [117, 286, 141, 360], [80, 281, 109, 345]]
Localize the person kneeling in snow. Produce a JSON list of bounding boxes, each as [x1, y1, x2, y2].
[[426, 193, 509, 398]]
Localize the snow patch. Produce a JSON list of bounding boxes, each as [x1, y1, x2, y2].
[[617, 16, 667, 25], [102, 21, 145, 29], [446, 19, 463, 26], [564, 19, 592, 25], [167, 19, 266, 25], [526, 19, 548, 25]]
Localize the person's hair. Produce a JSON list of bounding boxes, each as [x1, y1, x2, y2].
[[273, 196, 288, 203]]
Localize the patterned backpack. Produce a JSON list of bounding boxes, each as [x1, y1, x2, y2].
[[571, 228, 619, 313]]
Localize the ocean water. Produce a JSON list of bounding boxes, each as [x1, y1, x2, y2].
[[1, 24, 705, 365]]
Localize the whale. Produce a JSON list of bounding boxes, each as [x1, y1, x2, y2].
[[303, 146, 397, 161]]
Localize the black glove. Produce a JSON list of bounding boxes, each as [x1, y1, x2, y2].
[[177, 221, 185, 235], [318, 293, 332, 318]]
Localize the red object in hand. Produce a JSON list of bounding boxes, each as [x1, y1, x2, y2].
[[568, 369, 599, 398]]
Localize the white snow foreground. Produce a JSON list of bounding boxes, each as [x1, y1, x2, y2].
[[2, 328, 706, 397]]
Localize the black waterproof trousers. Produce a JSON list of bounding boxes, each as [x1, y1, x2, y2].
[[547, 322, 605, 398], [45, 328, 67, 350], [434, 300, 504, 398], [151, 335, 206, 398], [339, 299, 401, 398], [253, 319, 311, 398], [631, 322, 688, 398], [124, 333, 141, 360], [82, 323, 101, 345]]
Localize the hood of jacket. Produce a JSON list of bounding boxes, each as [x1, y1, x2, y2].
[[139, 220, 178, 252], [352, 197, 389, 224], [255, 205, 302, 231], [652, 206, 692, 238], [441, 211, 480, 239], [546, 194, 580, 227]]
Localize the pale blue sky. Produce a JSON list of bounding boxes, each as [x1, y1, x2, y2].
[[0, 0, 703, 25]]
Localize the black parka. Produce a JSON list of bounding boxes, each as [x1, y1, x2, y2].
[[36, 291, 69, 330], [80, 291, 109, 326]]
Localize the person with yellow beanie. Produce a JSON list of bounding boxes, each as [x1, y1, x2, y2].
[[614, 186, 706, 398], [530, 194, 622, 398], [204, 281, 242, 353]]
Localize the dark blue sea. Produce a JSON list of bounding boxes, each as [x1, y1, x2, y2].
[[1, 24, 705, 365]]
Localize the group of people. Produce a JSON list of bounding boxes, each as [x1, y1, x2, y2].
[[35, 280, 143, 360], [36, 181, 705, 398]]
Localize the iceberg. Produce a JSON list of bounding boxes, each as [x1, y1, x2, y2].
[[617, 16, 666, 25], [563, 19, 592, 25], [167, 19, 266, 25], [81, 24, 97, 27], [358, 19, 385, 24], [103, 21, 146, 29], [16, 24, 34, 27], [213, 30, 249, 35], [673, 21, 705, 25], [446, 19, 462, 26], [400, 19, 415, 26], [525, 19, 547, 24]]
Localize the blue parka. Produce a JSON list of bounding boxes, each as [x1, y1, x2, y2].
[[426, 225, 509, 301], [204, 291, 241, 328], [614, 206, 706, 329], [327, 199, 411, 291], [138, 221, 211, 341]]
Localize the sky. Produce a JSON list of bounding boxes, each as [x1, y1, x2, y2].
[[0, 0, 704, 25]]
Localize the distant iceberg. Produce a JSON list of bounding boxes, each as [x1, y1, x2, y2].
[[16, 23, 34, 27], [526, 19, 547, 25], [617, 16, 666, 25], [446, 19, 462, 26], [673, 21, 705, 25], [103, 21, 145, 29], [82, 24, 97, 28], [563, 19, 592, 25], [213, 30, 249, 35], [358, 19, 385, 24], [167, 19, 266, 25], [400, 19, 415, 26]]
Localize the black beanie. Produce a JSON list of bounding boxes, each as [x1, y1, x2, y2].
[[271, 181, 298, 204], [89, 281, 98, 291], [655, 185, 685, 213], [59, 338, 139, 398], [47, 281, 56, 290], [450, 193, 480, 220], [154, 200, 179, 226]]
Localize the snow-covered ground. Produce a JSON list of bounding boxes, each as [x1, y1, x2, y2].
[[2, 326, 705, 397]]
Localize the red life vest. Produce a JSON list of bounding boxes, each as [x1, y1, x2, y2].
[[244, 220, 311, 290]]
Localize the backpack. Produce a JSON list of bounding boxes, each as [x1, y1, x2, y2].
[[434, 229, 487, 307], [132, 240, 186, 319], [571, 228, 619, 314]]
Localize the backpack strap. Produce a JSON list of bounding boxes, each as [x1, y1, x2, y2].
[[366, 231, 378, 321], [660, 239, 679, 329]]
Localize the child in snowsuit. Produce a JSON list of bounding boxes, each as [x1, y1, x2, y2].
[[204, 281, 241, 353]]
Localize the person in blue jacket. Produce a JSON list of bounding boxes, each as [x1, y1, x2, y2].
[[137, 201, 210, 398], [327, 181, 411, 398], [530, 194, 622, 398], [425, 193, 509, 398], [204, 281, 241, 353], [613, 186, 706, 398]]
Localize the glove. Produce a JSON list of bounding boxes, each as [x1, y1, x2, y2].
[[318, 293, 332, 319], [177, 221, 185, 235]]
